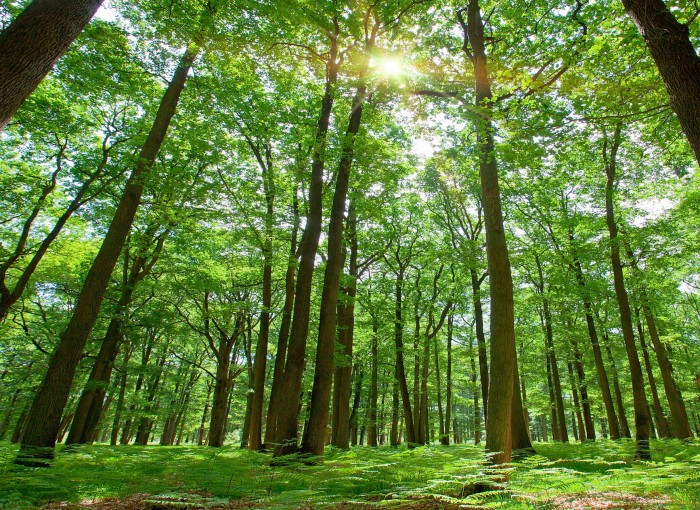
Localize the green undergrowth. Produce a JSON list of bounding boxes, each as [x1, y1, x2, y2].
[[0, 439, 698, 509]]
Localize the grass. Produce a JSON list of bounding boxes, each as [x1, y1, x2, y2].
[[0, 439, 698, 509]]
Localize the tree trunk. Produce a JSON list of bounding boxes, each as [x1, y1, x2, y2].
[[273, 32, 339, 457], [264, 192, 299, 447], [470, 268, 489, 419], [331, 207, 359, 449], [393, 268, 416, 444], [303, 67, 369, 456], [461, 0, 517, 464], [568, 232, 617, 440], [621, 0, 700, 165], [444, 313, 453, 446], [624, 248, 693, 438], [367, 314, 379, 447], [604, 333, 632, 438], [16, 44, 198, 465], [0, 0, 104, 129], [567, 361, 586, 442], [636, 314, 671, 438], [110, 343, 131, 445], [570, 335, 596, 440], [248, 144, 275, 450], [603, 124, 651, 459]]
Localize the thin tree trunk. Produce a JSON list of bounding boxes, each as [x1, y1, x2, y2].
[[570, 335, 596, 440], [624, 246, 693, 438], [110, 343, 131, 445], [603, 332, 632, 438], [367, 314, 379, 447], [636, 314, 671, 438], [273, 30, 339, 457], [248, 143, 275, 451], [459, 0, 517, 464], [603, 124, 651, 459], [264, 192, 299, 447], [567, 361, 586, 442], [567, 232, 616, 440]]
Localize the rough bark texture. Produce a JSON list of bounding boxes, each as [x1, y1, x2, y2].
[[621, 0, 700, 164], [0, 0, 104, 130], [16, 45, 197, 465]]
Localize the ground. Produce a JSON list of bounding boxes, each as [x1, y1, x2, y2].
[[0, 440, 698, 509]]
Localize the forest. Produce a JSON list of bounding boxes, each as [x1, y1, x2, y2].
[[0, 0, 699, 508]]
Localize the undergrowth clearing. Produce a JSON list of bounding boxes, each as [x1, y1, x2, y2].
[[0, 440, 698, 509]]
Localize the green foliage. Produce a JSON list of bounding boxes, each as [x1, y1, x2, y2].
[[1, 441, 699, 508]]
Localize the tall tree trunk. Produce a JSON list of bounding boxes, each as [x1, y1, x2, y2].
[[393, 268, 416, 444], [110, 343, 131, 445], [470, 268, 489, 419], [302, 61, 369, 455], [636, 314, 671, 438], [621, 0, 700, 165], [390, 366, 400, 446], [435, 330, 445, 445], [535, 255, 568, 442], [273, 31, 339, 457], [567, 361, 586, 442], [570, 335, 596, 440], [16, 43, 199, 465], [460, 0, 517, 464], [444, 313, 453, 446], [624, 246, 693, 438], [470, 337, 481, 444], [248, 144, 275, 451], [264, 192, 299, 447], [0, 0, 104, 129], [331, 206, 359, 449], [603, 332, 632, 438], [348, 365, 363, 446], [546, 350, 561, 442], [603, 124, 651, 459]]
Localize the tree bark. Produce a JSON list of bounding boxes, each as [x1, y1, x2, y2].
[[460, 0, 517, 464], [367, 314, 379, 447], [0, 0, 104, 129], [621, 0, 700, 165], [624, 246, 693, 439]]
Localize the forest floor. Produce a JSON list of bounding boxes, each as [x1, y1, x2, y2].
[[0, 439, 698, 509]]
